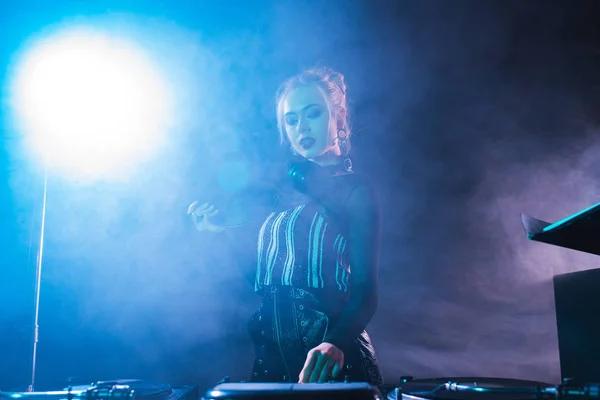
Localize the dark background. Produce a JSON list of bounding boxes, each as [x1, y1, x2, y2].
[[1, 0, 599, 393]]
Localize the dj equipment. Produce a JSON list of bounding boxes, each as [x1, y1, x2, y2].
[[0, 380, 198, 400], [10, 187, 600, 400], [200, 382, 384, 400], [522, 202, 600, 382], [386, 377, 600, 400], [521, 201, 600, 256], [554, 269, 600, 382], [197, 378, 600, 400]]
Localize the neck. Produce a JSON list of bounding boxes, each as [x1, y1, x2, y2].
[[309, 151, 342, 167]]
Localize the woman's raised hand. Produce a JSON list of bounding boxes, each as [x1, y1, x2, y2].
[[187, 201, 226, 233]]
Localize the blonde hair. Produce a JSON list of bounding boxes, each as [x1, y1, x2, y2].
[[275, 67, 351, 152]]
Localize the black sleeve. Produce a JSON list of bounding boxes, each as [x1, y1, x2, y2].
[[286, 160, 382, 346], [322, 180, 381, 348]]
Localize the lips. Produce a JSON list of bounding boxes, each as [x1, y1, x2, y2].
[[299, 137, 316, 149]]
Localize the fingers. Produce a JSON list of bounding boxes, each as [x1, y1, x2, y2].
[[188, 201, 208, 215], [318, 358, 335, 382], [299, 351, 318, 383], [187, 202, 219, 218], [187, 200, 199, 214], [193, 204, 211, 216], [302, 354, 337, 383], [299, 346, 344, 383], [188, 201, 225, 233], [309, 353, 328, 383], [331, 361, 343, 379]]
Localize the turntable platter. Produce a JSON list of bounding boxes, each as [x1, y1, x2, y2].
[[0, 380, 195, 400], [387, 377, 554, 400], [70, 380, 176, 400]]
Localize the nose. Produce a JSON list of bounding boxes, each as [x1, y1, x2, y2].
[[297, 117, 309, 133]]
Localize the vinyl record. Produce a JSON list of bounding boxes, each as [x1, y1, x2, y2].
[[387, 377, 553, 400]]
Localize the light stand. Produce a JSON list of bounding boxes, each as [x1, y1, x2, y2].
[[28, 166, 48, 392]]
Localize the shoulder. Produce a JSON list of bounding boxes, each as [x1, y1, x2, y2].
[[334, 172, 380, 219]]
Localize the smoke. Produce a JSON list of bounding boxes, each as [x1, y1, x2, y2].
[[2, 0, 371, 389], [1, 10, 270, 389], [365, 1, 599, 385], [1, 0, 599, 392]]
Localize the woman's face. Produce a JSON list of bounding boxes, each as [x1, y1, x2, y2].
[[282, 85, 340, 164]]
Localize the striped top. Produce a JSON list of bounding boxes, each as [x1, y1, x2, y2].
[[255, 199, 350, 296]]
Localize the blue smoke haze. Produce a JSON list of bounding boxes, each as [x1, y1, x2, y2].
[[1, 0, 599, 392]]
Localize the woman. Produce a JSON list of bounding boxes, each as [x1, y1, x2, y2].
[[188, 67, 384, 384]]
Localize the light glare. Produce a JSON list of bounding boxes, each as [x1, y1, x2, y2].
[[11, 27, 173, 181]]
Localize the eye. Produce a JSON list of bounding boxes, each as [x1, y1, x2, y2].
[[306, 107, 322, 119], [285, 115, 298, 126]]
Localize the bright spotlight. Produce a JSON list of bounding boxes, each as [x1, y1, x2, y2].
[[10, 26, 173, 181]]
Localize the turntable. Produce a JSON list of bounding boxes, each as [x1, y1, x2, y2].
[[0, 380, 197, 400], [386, 377, 554, 400]]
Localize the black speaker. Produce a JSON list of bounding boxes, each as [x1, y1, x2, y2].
[[554, 268, 600, 381]]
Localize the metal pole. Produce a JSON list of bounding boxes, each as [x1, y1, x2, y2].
[[28, 166, 48, 392]]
